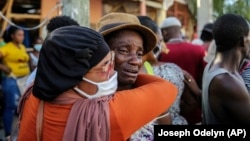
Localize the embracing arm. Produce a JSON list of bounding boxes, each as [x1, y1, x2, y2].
[[109, 74, 177, 140]]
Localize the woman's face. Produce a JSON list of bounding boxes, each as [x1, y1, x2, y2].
[[143, 28, 164, 62], [11, 29, 24, 44], [84, 51, 115, 83], [108, 30, 143, 86], [153, 29, 164, 59]]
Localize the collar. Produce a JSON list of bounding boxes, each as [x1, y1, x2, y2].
[[168, 38, 184, 43]]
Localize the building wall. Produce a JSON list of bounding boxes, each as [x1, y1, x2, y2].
[[41, 0, 61, 20], [167, 2, 195, 41], [90, 0, 102, 29]]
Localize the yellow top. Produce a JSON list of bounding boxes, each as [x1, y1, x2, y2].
[[143, 61, 154, 75], [0, 42, 30, 77]]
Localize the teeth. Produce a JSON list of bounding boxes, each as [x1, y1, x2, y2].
[[125, 69, 137, 73]]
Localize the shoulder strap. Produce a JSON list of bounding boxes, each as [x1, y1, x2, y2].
[[202, 67, 228, 124], [36, 100, 44, 141]]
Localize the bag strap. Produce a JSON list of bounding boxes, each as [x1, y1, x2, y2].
[[36, 100, 44, 141]]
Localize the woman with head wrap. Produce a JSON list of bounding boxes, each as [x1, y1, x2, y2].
[[15, 26, 177, 141]]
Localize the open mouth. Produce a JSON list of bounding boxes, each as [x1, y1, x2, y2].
[[123, 69, 138, 73], [122, 68, 138, 77]]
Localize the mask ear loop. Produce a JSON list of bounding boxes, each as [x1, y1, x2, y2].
[[103, 51, 115, 79], [108, 51, 115, 79]]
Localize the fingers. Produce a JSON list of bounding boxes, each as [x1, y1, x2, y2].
[[183, 71, 192, 84]]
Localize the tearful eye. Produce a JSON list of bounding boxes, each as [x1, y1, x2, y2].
[[118, 49, 129, 54], [103, 60, 110, 66], [138, 52, 143, 57]]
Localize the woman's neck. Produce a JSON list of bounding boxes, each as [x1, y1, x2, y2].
[[168, 38, 183, 43], [12, 41, 21, 48]]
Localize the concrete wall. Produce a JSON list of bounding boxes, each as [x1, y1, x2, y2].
[[90, 0, 102, 29], [197, 0, 213, 37]]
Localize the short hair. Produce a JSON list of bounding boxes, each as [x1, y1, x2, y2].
[[200, 23, 214, 42], [46, 16, 79, 33], [137, 16, 158, 33], [200, 30, 213, 42], [3, 26, 23, 42], [213, 13, 249, 52]]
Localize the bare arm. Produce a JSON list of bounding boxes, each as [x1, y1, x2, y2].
[[182, 70, 201, 99], [210, 73, 250, 124], [0, 52, 11, 75], [156, 111, 172, 125]]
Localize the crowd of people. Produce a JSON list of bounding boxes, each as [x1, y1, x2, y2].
[[0, 11, 248, 141]]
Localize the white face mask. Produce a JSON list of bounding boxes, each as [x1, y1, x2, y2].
[[74, 71, 118, 99], [34, 44, 42, 52]]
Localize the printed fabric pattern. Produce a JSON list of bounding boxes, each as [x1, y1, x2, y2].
[[130, 63, 188, 141]]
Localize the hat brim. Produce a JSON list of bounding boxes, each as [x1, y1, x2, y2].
[[100, 24, 157, 55]]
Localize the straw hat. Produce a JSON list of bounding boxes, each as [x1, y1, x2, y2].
[[96, 12, 157, 55]]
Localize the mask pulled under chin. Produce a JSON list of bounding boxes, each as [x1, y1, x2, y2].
[[74, 71, 118, 99]]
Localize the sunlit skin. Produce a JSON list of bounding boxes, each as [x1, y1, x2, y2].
[[107, 30, 144, 90], [77, 51, 115, 94]]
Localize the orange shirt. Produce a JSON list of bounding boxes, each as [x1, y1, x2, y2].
[[18, 74, 177, 141]]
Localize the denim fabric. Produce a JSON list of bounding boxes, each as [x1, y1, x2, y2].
[[2, 77, 20, 136]]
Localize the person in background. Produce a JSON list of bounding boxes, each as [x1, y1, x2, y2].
[[159, 16, 206, 125], [240, 51, 250, 93], [29, 37, 43, 71], [203, 40, 216, 63], [0, 26, 30, 138], [202, 13, 250, 124], [46, 15, 80, 34], [0, 38, 5, 47], [192, 23, 214, 53], [25, 15, 80, 88], [16, 25, 177, 141], [138, 15, 190, 124], [0, 38, 6, 128]]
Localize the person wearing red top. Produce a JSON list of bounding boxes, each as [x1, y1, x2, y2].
[[159, 17, 207, 125]]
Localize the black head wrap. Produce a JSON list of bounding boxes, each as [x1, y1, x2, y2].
[[33, 25, 110, 101]]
